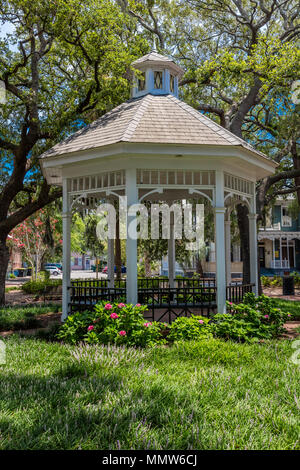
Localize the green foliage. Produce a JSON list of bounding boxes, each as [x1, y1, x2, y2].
[[168, 315, 212, 342], [22, 278, 61, 295], [261, 275, 271, 287], [291, 271, 300, 287], [212, 294, 289, 342], [57, 301, 166, 347], [84, 214, 105, 259], [270, 276, 283, 287]]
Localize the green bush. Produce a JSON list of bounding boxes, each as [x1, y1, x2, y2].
[[212, 293, 290, 342], [57, 301, 166, 347], [22, 278, 61, 295], [291, 271, 300, 287], [270, 275, 283, 287], [261, 275, 271, 287], [168, 315, 212, 342]]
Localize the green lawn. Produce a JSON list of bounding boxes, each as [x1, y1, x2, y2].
[[0, 335, 299, 450], [272, 298, 300, 319], [0, 304, 61, 331]]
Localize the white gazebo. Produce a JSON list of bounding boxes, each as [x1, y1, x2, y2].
[[40, 52, 276, 321]]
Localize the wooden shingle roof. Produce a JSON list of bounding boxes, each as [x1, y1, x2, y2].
[[40, 94, 269, 161]]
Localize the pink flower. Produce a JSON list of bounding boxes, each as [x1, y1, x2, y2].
[[136, 303, 141, 307], [229, 302, 233, 305], [264, 314, 269, 319], [119, 330, 126, 336], [110, 312, 119, 319], [87, 325, 94, 331], [198, 320, 204, 324], [144, 322, 152, 327], [104, 303, 112, 310], [288, 314, 291, 317], [118, 303, 125, 308]]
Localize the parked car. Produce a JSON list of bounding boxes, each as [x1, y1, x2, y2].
[[44, 266, 62, 276], [102, 265, 126, 274], [44, 263, 62, 271]]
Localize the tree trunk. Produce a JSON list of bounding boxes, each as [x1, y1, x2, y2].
[[292, 142, 300, 206], [195, 254, 204, 276], [0, 240, 9, 305], [96, 256, 99, 279], [145, 253, 151, 277], [115, 215, 122, 280], [257, 248, 263, 295], [236, 204, 250, 284]]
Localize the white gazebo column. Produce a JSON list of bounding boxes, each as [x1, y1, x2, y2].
[[126, 168, 138, 304], [62, 179, 71, 322], [248, 213, 258, 295], [107, 237, 114, 288], [215, 171, 226, 313], [168, 212, 175, 288], [225, 217, 231, 286]]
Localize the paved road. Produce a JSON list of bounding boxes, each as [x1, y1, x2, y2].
[[6, 270, 108, 286]]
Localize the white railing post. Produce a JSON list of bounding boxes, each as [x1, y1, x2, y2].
[[215, 170, 226, 313], [125, 169, 138, 304], [248, 213, 258, 295], [62, 179, 71, 322]]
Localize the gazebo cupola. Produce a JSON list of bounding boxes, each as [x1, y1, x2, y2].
[[131, 51, 184, 98]]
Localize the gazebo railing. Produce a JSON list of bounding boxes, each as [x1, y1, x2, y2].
[[226, 283, 254, 303], [69, 278, 254, 318], [71, 277, 216, 290]]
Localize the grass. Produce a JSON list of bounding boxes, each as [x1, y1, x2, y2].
[[272, 298, 300, 320], [5, 286, 21, 293], [0, 304, 61, 331], [0, 335, 299, 450]]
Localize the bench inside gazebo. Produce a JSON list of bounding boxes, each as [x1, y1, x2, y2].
[[39, 52, 276, 322]]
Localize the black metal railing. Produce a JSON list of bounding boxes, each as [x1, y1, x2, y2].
[[71, 277, 216, 290], [138, 286, 217, 322], [69, 278, 254, 320], [226, 283, 254, 303]]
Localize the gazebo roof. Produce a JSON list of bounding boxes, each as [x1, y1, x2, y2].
[[40, 93, 272, 162], [131, 51, 184, 76]]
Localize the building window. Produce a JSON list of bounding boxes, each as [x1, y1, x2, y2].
[[170, 74, 175, 93], [282, 206, 292, 227], [154, 71, 163, 89], [138, 72, 145, 91]]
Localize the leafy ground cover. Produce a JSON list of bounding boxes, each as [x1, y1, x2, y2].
[[0, 304, 61, 331], [0, 335, 299, 450]]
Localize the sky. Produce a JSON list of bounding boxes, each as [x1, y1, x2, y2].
[[0, 21, 14, 37]]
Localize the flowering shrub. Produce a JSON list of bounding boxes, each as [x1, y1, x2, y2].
[[212, 293, 289, 342], [57, 301, 166, 347], [168, 315, 212, 342]]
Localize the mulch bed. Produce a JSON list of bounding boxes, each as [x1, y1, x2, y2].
[[0, 312, 62, 338], [281, 321, 300, 340]]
